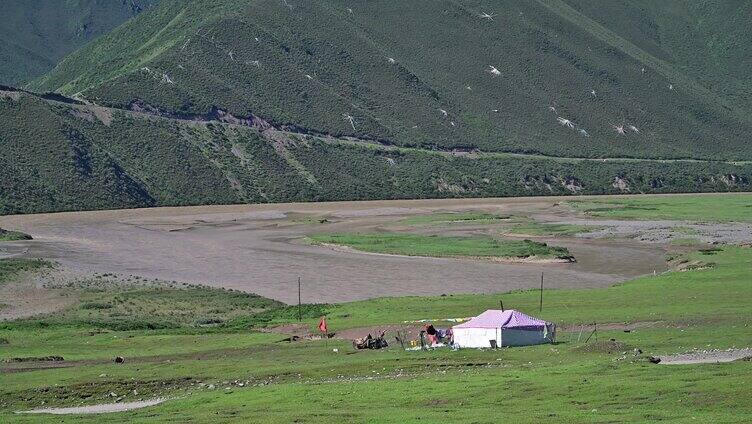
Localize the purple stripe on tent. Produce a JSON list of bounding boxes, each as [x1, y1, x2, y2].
[[453, 310, 549, 330]]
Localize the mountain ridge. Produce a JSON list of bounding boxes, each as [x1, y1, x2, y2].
[[2, 86, 750, 215], [2, 0, 751, 215], [30, 0, 752, 160], [0, 0, 159, 86], [6, 84, 751, 165]]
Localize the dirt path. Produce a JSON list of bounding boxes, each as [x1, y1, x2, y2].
[[16, 398, 166, 415], [659, 348, 752, 365]]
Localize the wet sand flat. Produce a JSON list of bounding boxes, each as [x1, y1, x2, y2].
[[0, 196, 669, 304]]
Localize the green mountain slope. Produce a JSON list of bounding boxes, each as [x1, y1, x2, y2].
[[2, 1, 751, 214], [31, 0, 752, 161], [0, 0, 159, 86], [2, 87, 750, 215], [562, 0, 752, 113]]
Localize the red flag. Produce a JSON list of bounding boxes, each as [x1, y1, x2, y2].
[[318, 317, 328, 334]]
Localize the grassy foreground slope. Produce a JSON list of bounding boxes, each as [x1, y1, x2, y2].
[[1, 245, 751, 422], [31, 0, 752, 160], [0, 0, 158, 86], [3, 89, 752, 215]]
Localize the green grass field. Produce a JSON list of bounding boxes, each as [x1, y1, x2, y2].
[[1, 244, 751, 422], [323, 246, 749, 330], [568, 193, 752, 221], [306, 233, 572, 260], [395, 213, 594, 237], [2, 194, 752, 422]]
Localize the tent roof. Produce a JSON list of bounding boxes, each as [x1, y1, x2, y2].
[[453, 309, 549, 330]]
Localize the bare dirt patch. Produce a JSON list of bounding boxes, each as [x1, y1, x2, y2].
[[0, 268, 78, 321], [260, 323, 313, 339], [17, 398, 166, 415], [0, 90, 22, 101], [260, 323, 428, 347], [334, 325, 424, 344], [91, 106, 113, 126], [658, 348, 752, 365], [553, 219, 752, 245]]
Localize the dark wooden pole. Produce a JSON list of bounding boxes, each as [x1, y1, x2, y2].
[[584, 322, 598, 343], [499, 299, 504, 311], [539, 272, 544, 313], [297, 276, 302, 322]]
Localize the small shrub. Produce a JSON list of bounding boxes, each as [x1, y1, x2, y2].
[[193, 317, 225, 326], [80, 302, 113, 310], [0, 228, 32, 241], [699, 248, 722, 255]]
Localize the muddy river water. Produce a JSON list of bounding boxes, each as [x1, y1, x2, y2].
[[0, 197, 669, 303]]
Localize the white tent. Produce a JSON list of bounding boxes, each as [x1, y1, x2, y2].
[[452, 309, 555, 348]]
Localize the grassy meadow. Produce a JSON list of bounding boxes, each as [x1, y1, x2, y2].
[[1, 244, 751, 422], [568, 193, 752, 222], [2, 194, 752, 422], [306, 233, 572, 260]]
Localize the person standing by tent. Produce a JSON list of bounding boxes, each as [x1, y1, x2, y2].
[[425, 324, 438, 345], [318, 316, 328, 337]]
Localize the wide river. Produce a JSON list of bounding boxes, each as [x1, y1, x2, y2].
[[0, 196, 668, 303]]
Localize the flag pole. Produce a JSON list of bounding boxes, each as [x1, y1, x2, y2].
[[298, 276, 302, 322], [539, 272, 544, 313]]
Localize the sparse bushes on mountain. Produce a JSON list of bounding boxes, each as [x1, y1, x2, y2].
[[2, 93, 752, 215]]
